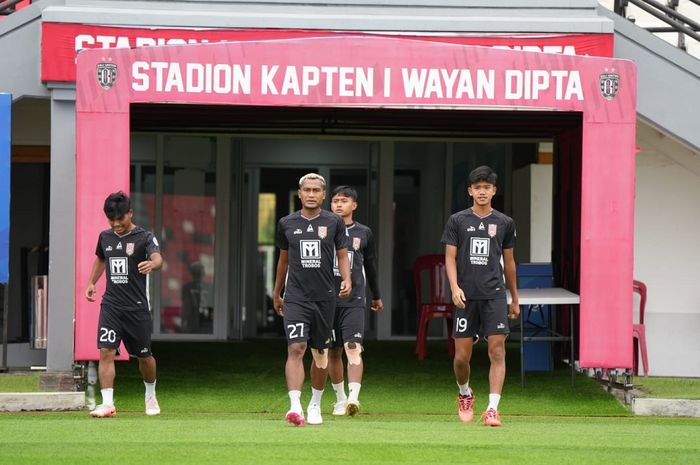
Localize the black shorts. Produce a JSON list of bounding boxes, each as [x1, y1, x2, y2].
[[453, 296, 509, 339], [283, 300, 335, 349], [331, 306, 365, 347], [97, 305, 153, 358]]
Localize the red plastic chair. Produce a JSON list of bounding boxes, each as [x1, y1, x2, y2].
[[632, 280, 649, 377], [413, 255, 455, 360]]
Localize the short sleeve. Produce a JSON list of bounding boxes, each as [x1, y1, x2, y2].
[[334, 215, 348, 250], [95, 235, 105, 259], [441, 215, 459, 246], [145, 232, 161, 256], [502, 218, 516, 249], [275, 219, 289, 250]]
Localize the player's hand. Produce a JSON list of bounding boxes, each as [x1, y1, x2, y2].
[[339, 279, 352, 298], [137, 260, 155, 274], [508, 301, 520, 320], [370, 299, 384, 312], [451, 287, 467, 309], [273, 294, 284, 316], [85, 284, 97, 302]]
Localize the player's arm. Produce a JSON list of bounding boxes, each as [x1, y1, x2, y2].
[[364, 231, 383, 312], [503, 247, 519, 320], [138, 252, 163, 274], [445, 244, 466, 309], [272, 249, 288, 316], [85, 257, 106, 302], [336, 248, 352, 298]]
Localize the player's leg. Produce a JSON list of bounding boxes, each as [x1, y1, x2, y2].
[[453, 302, 478, 422], [328, 307, 347, 415], [305, 300, 335, 425], [480, 296, 509, 427], [122, 309, 160, 415], [342, 307, 365, 416], [283, 301, 311, 425], [92, 306, 120, 418]]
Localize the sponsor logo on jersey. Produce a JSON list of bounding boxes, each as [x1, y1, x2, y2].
[[352, 237, 361, 251], [293, 228, 303, 235], [116, 242, 123, 250], [469, 237, 489, 266], [307, 224, 314, 233], [300, 239, 322, 268], [106, 245, 113, 251], [126, 242, 135, 256], [318, 226, 327, 239], [467, 226, 475, 232], [488, 224, 497, 238], [109, 257, 129, 284], [334, 251, 354, 276]]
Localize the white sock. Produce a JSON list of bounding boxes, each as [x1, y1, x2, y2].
[[310, 387, 324, 406], [348, 382, 361, 402], [288, 390, 302, 412], [332, 382, 347, 402], [487, 393, 501, 411], [101, 388, 114, 406], [144, 380, 156, 398], [458, 382, 472, 397]]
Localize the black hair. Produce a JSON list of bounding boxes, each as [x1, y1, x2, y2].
[[103, 191, 131, 220], [331, 185, 358, 202], [468, 166, 498, 186]]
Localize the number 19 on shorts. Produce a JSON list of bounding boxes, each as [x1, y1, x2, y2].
[[455, 317, 468, 334]]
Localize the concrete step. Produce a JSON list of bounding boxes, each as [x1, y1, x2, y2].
[[0, 392, 85, 412], [633, 398, 700, 417]]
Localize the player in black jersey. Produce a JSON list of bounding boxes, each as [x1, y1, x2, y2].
[[84, 192, 163, 418], [272, 173, 352, 426], [441, 166, 519, 427], [309, 186, 383, 417]]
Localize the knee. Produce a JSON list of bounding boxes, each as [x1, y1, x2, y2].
[[311, 348, 329, 369], [99, 348, 116, 362], [288, 343, 307, 359], [344, 342, 363, 366], [488, 344, 506, 363]]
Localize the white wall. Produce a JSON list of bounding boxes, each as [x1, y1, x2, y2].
[[634, 122, 700, 377]]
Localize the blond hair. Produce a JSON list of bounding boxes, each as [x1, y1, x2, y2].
[[298, 173, 326, 189]]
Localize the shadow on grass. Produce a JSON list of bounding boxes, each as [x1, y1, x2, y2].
[[109, 339, 629, 417]]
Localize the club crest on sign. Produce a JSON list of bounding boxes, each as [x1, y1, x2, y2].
[[126, 243, 135, 256], [353, 237, 361, 251], [488, 224, 497, 237], [97, 62, 117, 90], [318, 226, 327, 239], [599, 73, 619, 100]]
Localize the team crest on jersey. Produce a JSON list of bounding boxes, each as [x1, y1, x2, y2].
[[126, 243, 134, 256], [353, 237, 361, 251], [488, 224, 497, 238], [318, 226, 327, 239]]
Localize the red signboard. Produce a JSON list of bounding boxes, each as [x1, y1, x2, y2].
[[42, 22, 614, 82], [74, 36, 635, 368]]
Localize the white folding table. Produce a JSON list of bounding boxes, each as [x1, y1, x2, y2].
[[508, 288, 580, 387]]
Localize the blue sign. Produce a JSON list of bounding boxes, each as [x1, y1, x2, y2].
[[0, 93, 10, 284]]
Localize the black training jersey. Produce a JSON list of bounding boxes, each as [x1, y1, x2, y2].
[[95, 226, 160, 311], [276, 210, 348, 302], [334, 222, 381, 308], [441, 208, 516, 300]]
